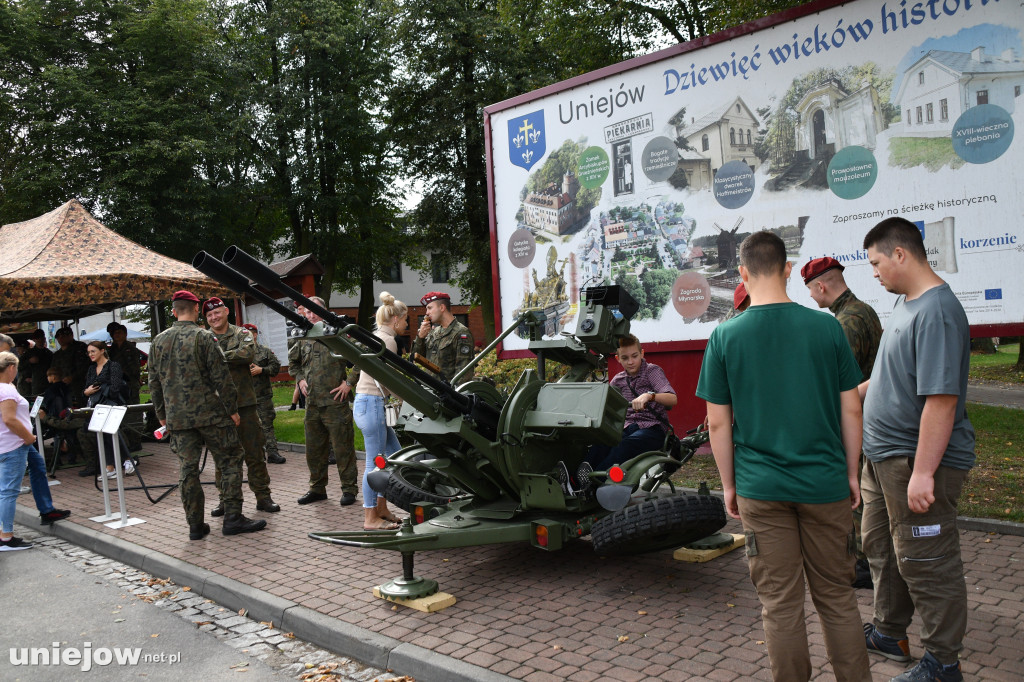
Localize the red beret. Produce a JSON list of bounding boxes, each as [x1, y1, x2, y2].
[[171, 290, 200, 303], [420, 291, 451, 306], [202, 297, 226, 315], [242, 323, 258, 333], [733, 282, 749, 310], [800, 257, 845, 284]]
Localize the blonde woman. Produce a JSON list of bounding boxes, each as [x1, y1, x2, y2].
[[353, 292, 407, 530], [2, 351, 71, 551]]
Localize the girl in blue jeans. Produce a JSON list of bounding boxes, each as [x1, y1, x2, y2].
[[2, 351, 70, 551], [352, 292, 408, 530]]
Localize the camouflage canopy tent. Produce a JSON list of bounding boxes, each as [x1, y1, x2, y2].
[[0, 199, 229, 323]]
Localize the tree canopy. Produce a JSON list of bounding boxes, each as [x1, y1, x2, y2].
[[0, 0, 815, 333]]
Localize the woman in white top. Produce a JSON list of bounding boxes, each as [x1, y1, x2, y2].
[[1, 351, 72, 550], [353, 292, 407, 530]]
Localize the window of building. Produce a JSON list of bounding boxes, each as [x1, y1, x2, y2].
[[918, 71, 925, 85], [736, 104, 741, 113], [977, 90, 988, 105], [746, 129, 752, 145], [381, 256, 402, 283], [939, 99, 948, 121], [1015, 85, 1021, 97], [916, 106, 923, 123], [729, 128, 736, 145], [430, 254, 450, 284], [926, 102, 933, 122], [906, 109, 912, 125], [701, 134, 709, 152]]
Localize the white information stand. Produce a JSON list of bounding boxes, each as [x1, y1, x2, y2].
[[87, 405, 145, 528]]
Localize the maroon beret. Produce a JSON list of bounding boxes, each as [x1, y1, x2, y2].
[[420, 291, 451, 306], [242, 323, 258, 333], [202, 297, 226, 315], [171, 290, 200, 303], [800, 257, 845, 284], [733, 282, 749, 310]]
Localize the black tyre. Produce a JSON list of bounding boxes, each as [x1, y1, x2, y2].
[[384, 466, 466, 512], [591, 493, 726, 555]]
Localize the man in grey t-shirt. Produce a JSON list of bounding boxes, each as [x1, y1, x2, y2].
[[859, 217, 974, 682]]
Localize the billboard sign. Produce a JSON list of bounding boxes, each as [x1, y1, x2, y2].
[[486, 0, 1024, 352]]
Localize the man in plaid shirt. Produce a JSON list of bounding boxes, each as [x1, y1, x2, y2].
[[587, 334, 677, 470]]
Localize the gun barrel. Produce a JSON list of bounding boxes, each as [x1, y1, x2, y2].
[[222, 246, 344, 328], [192, 251, 312, 330], [211, 246, 486, 424]]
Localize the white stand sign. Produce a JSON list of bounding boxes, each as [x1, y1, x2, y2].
[[87, 405, 145, 528]]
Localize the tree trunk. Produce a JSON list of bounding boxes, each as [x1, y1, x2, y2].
[[1016, 339, 1024, 370]]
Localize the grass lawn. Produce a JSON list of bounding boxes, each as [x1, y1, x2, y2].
[[671, 403, 1023, 523], [969, 343, 1023, 384], [272, 409, 366, 452]]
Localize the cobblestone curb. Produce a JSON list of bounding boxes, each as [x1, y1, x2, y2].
[[10, 520, 389, 682], [15, 505, 515, 682]]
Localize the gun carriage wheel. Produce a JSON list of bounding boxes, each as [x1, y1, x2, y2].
[[590, 493, 726, 555]]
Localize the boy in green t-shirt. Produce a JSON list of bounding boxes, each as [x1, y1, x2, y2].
[[696, 231, 870, 682]]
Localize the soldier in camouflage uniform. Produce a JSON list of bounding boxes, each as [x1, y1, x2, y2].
[[289, 297, 359, 506], [244, 324, 285, 464], [203, 298, 279, 515], [802, 258, 882, 383], [109, 324, 144, 451], [51, 327, 90, 408], [412, 291, 474, 382], [148, 290, 266, 540], [803, 256, 883, 588]]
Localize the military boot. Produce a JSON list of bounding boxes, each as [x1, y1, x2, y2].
[[222, 513, 267, 535], [210, 503, 225, 517], [189, 523, 211, 541]]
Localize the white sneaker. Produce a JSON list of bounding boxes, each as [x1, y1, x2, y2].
[[97, 470, 117, 480], [124, 459, 135, 475]]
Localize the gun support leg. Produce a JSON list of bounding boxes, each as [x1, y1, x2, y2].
[[377, 551, 440, 601]]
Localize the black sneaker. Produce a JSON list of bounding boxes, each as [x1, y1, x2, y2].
[[40, 509, 71, 525], [0, 536, 33, 551], [576, 462, 595, 492], [890, 651, 962, 682], [864, 623, 912, 662]]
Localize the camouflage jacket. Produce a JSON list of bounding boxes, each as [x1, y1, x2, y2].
[[830, 288, 883, 383], [149, 320, 238, 430], [411, 319, 474, 382], [109, 340, 142, 388], [51, 340, 90, 406], [213, 324, 258, 409], [288, 337, 353, 407], [251, 342, 281, 398]]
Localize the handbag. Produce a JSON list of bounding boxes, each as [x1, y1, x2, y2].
[[372, 378, 401, 428]]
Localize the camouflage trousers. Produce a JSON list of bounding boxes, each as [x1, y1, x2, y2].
[[215, 405, 271, 501], [256, 394, 279, 459], [170, 424, 243, 525], [305, 401, 357, 495]]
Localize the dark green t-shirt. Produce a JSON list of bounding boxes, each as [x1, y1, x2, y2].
[[696, 302, 863, 504]]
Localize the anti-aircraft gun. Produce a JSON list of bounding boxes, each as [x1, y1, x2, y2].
[[194, 248, 727, 599]]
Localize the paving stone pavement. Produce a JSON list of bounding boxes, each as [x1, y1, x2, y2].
[[8, 523, 392, 682], [16, 442, 1024, 682]]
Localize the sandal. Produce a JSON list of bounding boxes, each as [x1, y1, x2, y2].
[[379, 511, 404, 524], [363, 519, 400, 531]]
